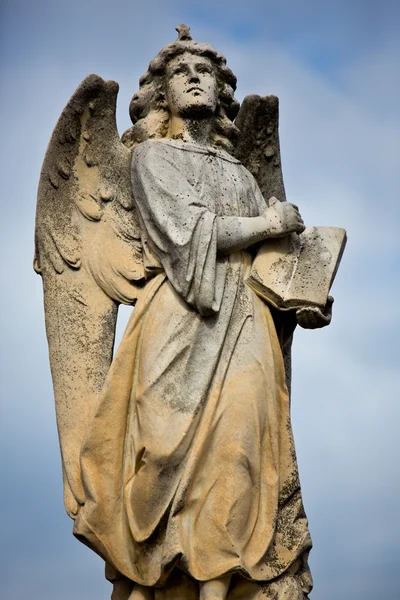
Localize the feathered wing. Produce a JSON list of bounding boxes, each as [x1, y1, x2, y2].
[[35, 74, 145, 518], [235, 94, 296, 392]]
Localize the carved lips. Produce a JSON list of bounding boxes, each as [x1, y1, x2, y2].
[[186, 86, 205, 95]]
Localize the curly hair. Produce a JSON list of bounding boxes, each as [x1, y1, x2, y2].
[[121, 38, 240, 154]]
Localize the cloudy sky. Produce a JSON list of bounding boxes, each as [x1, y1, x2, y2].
[[1, 1, 399, 598]]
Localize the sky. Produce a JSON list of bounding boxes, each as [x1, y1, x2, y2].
[[1, 0, 399, 598]]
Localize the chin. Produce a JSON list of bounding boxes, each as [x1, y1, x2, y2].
[[179, 102, 215, 119]]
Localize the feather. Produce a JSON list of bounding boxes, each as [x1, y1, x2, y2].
[[35, 74, 145, 518]]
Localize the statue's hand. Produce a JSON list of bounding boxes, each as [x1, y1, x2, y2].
[[262, 196, 305, 238], [296, 296, 334, 329]]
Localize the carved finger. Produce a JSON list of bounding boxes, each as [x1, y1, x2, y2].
[[326, 295, 334, 307], [296, 307, 331, 329], [268, 196, 279, 207]]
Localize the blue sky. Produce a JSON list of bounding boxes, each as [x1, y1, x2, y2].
[[1, 1, 399, 598]]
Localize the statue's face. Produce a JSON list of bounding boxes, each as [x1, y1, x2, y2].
[[164, 52, 218, 118]]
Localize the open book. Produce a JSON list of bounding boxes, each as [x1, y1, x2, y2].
[[246, 227, 347, 310]]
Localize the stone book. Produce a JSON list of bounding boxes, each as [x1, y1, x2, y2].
[[246, 227, 347, 310]]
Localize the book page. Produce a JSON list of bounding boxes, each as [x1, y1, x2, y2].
[[247, 227, 346, 309], [249, 234, 301, 301], [286, 227, 346, 307]]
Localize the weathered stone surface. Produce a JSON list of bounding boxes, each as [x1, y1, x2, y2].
[[35, 74, 145, 517], [35, 24, 345, 600], [235, 94, 287, 203]]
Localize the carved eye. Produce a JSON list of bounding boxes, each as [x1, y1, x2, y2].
[[197, 64, 212, 74], [171, 66, 186, 76]]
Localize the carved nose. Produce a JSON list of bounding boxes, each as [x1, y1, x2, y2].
[[188, 68, 200, 83]]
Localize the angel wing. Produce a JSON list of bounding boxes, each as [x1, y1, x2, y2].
[[235, 94, 296, 392], [34, 74, 145, 518]]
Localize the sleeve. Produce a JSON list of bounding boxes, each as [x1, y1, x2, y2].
[[131, 141, 223, 316]]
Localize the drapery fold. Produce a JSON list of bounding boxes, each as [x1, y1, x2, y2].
[[74, 140, 312, 595], [131, 140, 226, 315]]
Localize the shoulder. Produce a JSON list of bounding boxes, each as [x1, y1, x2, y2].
[[132, 140, 179, 175], [132, 139, 170, 161]]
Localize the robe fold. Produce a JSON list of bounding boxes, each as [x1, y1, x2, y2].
[[74, 139, 312, 594]]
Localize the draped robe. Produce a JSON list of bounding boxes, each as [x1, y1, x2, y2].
[[73, 139, 313, 596]]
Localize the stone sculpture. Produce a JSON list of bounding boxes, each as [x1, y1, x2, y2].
[[35, 25, 344, 600]]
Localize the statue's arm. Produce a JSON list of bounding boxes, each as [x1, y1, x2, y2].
[[131, 140, 220, 313], [216, 198, 304, 255], [131, 142, 303, 259]]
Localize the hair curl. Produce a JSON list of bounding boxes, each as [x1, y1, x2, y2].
[[121, 40, 240, 154]]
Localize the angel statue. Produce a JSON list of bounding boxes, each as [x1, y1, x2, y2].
[[35, 25, 342, 600]]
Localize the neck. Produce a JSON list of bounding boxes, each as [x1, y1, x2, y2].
[[167, 115, 213, 146]]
